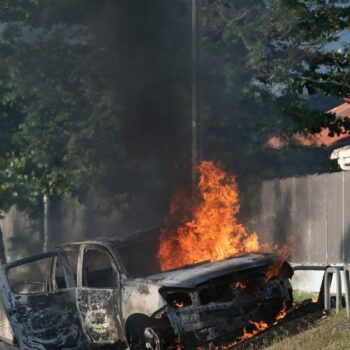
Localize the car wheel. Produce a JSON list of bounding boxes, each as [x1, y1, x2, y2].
[[143, 327, 163, 350], [130, 323, 165, 350]]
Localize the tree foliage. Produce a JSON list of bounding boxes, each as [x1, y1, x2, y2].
[[202, 0, 350, 178], [0, 0, 191, 220], [0, 0, 349, 229]]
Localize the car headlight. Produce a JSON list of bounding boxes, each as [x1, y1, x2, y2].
[[160, 288, 192, 309]]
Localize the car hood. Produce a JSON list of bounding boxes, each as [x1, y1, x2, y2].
[[141, 253, 276, 288]]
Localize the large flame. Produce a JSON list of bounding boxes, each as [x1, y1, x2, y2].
[[158, 161, 292, 348], [157, 160, 260, 271], [214, 303, 288, 349]]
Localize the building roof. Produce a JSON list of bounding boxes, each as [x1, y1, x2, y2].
[[328, 98, 350, 118], [267, 98, 350, 149]]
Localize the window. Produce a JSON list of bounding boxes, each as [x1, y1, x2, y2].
[[52, 257, 67, 290], [63, 246, 80, 284], [113, 235, 160, 277], [7, 255, 60, 294], [83, 249, 116, 288]]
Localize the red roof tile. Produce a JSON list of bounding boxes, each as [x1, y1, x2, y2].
[[267, 98, 350, 148]]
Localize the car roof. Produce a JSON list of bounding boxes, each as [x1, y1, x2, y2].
[[54, 226, 160, 250]]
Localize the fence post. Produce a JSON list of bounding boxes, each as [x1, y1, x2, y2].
[[343, 265, 350, 317], [324, 266, 342, 314]]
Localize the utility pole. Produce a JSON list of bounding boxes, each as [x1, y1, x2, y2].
[[43, 193, 49, 253], [0, 226, 6, 265], [192, 0, 201, 195]]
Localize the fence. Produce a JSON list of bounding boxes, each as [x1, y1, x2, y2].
[[260, 171, 350, 265], [2, 170, 350, 265]]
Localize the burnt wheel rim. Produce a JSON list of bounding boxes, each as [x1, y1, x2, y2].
[[144, 327, 161, 350]]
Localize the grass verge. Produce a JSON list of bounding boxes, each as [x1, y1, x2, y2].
[[265, 310, 350, 350]]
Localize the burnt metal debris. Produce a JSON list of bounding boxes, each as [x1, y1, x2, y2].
[[0, 233, 293, 349]]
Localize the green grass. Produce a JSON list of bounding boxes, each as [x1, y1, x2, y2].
[[293, 290, 318, 304], [262, 291, 350, 349], [265, 311, 350, 350]]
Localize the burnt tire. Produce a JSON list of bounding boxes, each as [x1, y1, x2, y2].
[[129, 322, 165, 350]]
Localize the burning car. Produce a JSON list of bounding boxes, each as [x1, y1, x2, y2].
[[0, 229, 293, 350]]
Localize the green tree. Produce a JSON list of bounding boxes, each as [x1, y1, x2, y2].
[[0, 0, 191, 255], [199, 0, 350, 217], [1, 0, 349, 257], [202, 0, 350, 174]]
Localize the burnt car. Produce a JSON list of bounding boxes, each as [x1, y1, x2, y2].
[[0, 230, 293, 349]]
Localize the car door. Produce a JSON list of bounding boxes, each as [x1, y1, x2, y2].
[[0, 251, 87, 350], [76, 245, 122, 345]]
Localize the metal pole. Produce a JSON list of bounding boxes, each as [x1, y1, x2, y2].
[[324, 266, 343, 314], [192, 0, 201, 197], [0, 226, 7, 265], [43, 194, 49, 253], [343, 266, 350, 317]]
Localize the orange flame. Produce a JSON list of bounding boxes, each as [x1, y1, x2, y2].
[[234, 281, 247, 289], [213, 303, 289, 349], [237, 321, 268, 342], [173, 300, 184, 308], [311, 296, 318, 303], [250, 321, 269, 331], [157, 161, 261, 270], [275, 303, 287, 322], [158, 161, 292, 349], [265, 245, 291, 281]]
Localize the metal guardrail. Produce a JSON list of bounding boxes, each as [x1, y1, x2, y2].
[[292, 265, 347, 315], [343, 265, 350, 317], [324, 266, 342, 315], [292, 265, 327, 271]]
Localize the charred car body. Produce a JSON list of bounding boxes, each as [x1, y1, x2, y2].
[[0, 231, 293, 349]]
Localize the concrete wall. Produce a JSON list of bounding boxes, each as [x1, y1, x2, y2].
[[260, 171, 350, 265], [0, 195, 164, 261], [3, 170, 350, 293]]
